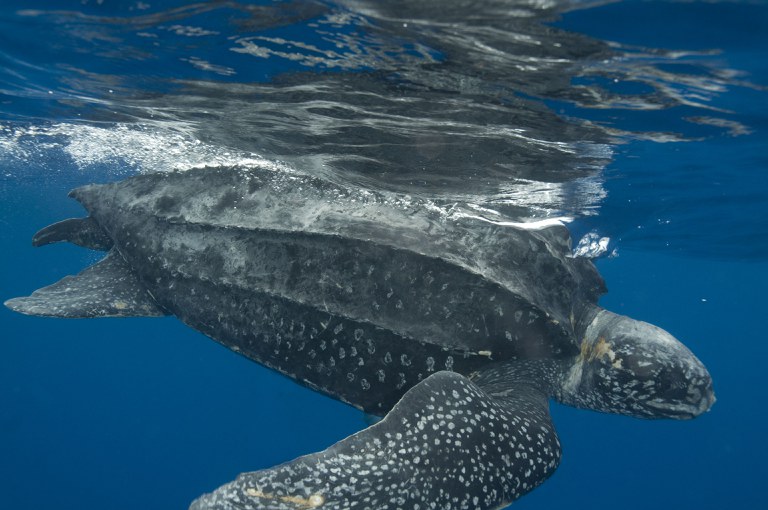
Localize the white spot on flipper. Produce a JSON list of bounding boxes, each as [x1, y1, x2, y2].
[[308, 494, 325, 507]]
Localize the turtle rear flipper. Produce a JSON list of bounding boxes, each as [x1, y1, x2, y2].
[[189, 369, 561, 510], [32, 216, 113, 250], [4, 249, 166, 318]]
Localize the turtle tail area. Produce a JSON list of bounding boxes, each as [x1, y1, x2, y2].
[[189, 370, 561, 510], [32, 216, 113, 251], [4, 249, 167, 318]]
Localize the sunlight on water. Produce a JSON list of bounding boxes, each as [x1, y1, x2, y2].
[[1, 0, 764, 262], [0, 122, 288, 176]]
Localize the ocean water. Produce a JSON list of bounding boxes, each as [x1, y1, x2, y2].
[[0, 1, 766, 509]]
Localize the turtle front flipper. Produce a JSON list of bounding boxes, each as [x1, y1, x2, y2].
[[32, 216, 113, 250], [190, 369, 561, 510]]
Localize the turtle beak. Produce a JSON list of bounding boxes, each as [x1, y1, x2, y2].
[[644, 397, 715, 420], [642, 350, 716, 420]]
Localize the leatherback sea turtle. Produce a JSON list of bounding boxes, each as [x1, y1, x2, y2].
[[6, 164, 714, 510]]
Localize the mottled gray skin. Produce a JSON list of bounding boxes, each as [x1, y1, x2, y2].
[[5, 165, 714, 509]]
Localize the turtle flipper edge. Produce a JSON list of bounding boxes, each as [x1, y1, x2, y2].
[[4, 249, 166, 318], [32, 216, 113, 251], [189, 369, 560, 510]]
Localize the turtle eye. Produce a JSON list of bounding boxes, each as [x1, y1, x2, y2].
[[650, 364, 690, 399]]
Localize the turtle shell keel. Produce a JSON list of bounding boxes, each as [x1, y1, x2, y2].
[[64, 165, 601, 412]]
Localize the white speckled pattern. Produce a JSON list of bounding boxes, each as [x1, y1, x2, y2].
[[190, 370, 560, 510]]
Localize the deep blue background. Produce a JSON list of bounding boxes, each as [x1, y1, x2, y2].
[[1, 1, 767, 509]]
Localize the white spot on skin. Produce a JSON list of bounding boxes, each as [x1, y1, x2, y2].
[[308, 494, 325, 507]]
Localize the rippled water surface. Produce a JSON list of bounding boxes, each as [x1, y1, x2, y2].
[[1, 1, 766, 509]]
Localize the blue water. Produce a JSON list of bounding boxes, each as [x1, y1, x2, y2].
[[1, 1, 766, 509]]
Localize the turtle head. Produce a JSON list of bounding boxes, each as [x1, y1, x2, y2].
[[559, 310, 715, 420]]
